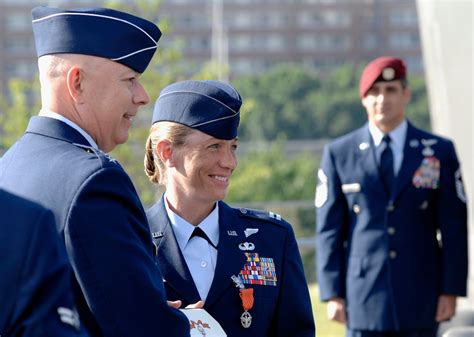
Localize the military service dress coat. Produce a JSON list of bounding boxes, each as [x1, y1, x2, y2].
[[147, 197, 315, 337], [0, 190, 86, 336], [0, 117, 189, 337], [316, 121, 468, 331]]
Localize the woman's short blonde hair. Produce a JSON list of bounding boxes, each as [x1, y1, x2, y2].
[[144, 121, 193, 185]]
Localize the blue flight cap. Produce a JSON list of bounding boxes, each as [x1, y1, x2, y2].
[[32, 6, 162, 73], [152, 80, 242, 140]]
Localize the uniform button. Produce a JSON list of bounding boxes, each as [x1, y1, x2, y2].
[[386, 204, 395, 212], [240, 208, 247, 214], [389, 250, 397, 259], [352, 204, 360, 213], [201, 261, 207, 268], [387, 227, 396, 235]]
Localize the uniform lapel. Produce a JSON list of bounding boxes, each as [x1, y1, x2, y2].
[[147, 198, 200, 304], [392, 123, 423, 200], [204, 202, 247, 308], [356, 125, 386, 196]]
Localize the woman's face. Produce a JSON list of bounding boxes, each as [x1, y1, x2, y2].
[[168, 129, 238, 207]]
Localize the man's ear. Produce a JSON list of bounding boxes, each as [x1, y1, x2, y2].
[[66, 66, 84, 104], [156, 140, 176, 167]]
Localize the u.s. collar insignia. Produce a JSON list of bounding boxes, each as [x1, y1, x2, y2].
[[359, 142, 370, 151], [227, 230, 238, 236], [152, 231, 163, 238], [239, 242, 255, 251]]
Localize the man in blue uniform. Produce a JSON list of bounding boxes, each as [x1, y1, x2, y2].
[[0, 6, 189, 337], [0, 189, 87, 336], [316, 56, 468, 337], [144, 80, 316, 336]]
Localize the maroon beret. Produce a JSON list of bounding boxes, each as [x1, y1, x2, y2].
[[359, 56, 407, 97]]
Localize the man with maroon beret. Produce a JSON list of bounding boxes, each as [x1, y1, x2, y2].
[[315, 56, 468, 337]]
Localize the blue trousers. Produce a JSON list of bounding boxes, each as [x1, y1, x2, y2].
[[346, 327, 438, 337]]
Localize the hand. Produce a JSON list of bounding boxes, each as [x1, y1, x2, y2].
[[327, 297, 347, 324], [167, 300, 182, 309], [436, 295, 457, 322], [186, 300, 205, 309]]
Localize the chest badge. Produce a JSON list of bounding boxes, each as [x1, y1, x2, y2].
[[412, 156, 440, 189], [239, 242, 255, 251]]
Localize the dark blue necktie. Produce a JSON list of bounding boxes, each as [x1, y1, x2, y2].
[[380, 135, 394, 195], [190, 227, 217, 250]]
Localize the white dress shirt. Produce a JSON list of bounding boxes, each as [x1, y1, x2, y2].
[[164, 196, 219, 301], [39, 110, 99, 149], [369, 119, 407, 176]]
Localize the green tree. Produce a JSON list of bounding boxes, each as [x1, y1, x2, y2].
[[235, 63, 430, 141], [0, 78, 40, 151]]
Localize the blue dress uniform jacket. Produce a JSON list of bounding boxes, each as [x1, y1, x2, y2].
[[147, 197, 316, 337], [0, 189, 86, 336], [0, 117, 190, 337], [316, 121, 468, 331]]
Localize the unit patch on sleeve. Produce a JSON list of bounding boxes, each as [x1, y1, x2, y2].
[[239, 253, 277, 286]]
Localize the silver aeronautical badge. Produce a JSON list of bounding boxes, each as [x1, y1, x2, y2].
[[240, 311, 252, 328], [421, 139, 437, 156], [244, 228, 259, 238]]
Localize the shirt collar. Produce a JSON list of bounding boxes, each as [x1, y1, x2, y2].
[[164, 194, 220, 250], [369, 119, 407, 152], [39, 110, 99, 149]]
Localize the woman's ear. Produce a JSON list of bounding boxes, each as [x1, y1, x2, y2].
[[66, 66, 85, 104], [156, 140, 176, 167]]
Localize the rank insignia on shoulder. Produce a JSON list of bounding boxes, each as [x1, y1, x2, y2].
[[268, 212, 281, 221]]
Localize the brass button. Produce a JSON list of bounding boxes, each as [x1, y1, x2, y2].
[[389, 250, 397, 259], [386, 204, 395, 212], [387, 227, 396, 235]]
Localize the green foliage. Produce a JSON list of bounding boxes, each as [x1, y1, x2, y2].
[[235, 63, 430, 141], [0, 78, 40, 152], [227, 139, 318, 203]]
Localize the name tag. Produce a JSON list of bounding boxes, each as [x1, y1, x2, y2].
[[341, 183, 361, 193]]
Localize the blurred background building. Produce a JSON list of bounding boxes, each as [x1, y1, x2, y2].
[[0, 0, 422, 84]]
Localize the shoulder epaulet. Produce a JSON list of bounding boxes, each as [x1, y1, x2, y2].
[[236, 207, 287, 226], [72, 143, 119, 166]]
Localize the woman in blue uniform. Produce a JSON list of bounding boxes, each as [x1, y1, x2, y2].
[[144, 80, 315, 337]]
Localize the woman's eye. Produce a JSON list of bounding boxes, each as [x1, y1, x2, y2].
[[208, 144, 219, 149]]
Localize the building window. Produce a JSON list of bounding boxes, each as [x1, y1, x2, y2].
[[390, 9, 418, 27], [389, 33, 420, 49]]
